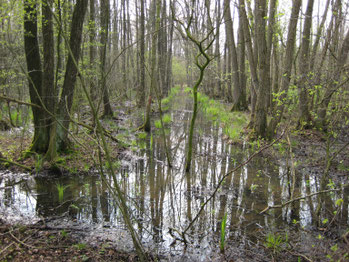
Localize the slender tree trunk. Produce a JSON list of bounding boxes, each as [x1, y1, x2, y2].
[[166, 2, 174, 93], [223, 0, 241, 111], [317, 28, 349, 128], [214, 0, 222, 98], [237, 9, 247, 110], [100, 0, 113, 118], [238, 0, 258, 124], [143, 0, 160, 132], [267, 0, 301, 138], [265, 0, 277, 110], [89, 0, 97, 103], [309, 0, 330, 72], [297, 0, 314, 128], [158, 0, 168, 97], [137, 0, 146, 107], [122, 0, 127, 98]]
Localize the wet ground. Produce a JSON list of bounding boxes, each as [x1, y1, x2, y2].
[[0, 93, 348, 261]]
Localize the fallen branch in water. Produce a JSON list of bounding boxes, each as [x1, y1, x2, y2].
[[259, 188, 341, 214]]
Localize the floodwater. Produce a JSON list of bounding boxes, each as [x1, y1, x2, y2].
[[0, 93, 348, 261]]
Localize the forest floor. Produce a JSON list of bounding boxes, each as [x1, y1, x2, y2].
[[0, 101, 349, 261], [0, 219, 140, 262]]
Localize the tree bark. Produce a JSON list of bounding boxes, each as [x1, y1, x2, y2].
[[238, 0, 258, 123], [252, 0, 268, 137], [89, 0, 97, 103], [143, 0, 161, 132], [213, 0, 221, 98], [23, 0, 46, 153], [100, 0, 113, 118], [137, 0, 146, 107], [223, 0, 241, 111], [55, 0, 88, 151], [237, 8, 247, 110], [297, 0, 314, 128], [265, 0, 277, 110], [42, 0, 56, 160]]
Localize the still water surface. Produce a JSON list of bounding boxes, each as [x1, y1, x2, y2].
[[0, 95, 347, 260]]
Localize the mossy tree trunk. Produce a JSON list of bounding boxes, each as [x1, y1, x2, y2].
[[24, 0, 88, 156]]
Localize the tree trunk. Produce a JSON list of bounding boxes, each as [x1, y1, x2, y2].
[[238, 0, 258, 123], [214, 0, 222, 98], [158, 0, 168, 97], [223, 0, 241, 111], [42, 0, 56, 160], [100, 0, 113, 118], [23, 0, 46, 153], [55, 0, 88, 151], [89, 0, 97, 103], [166, 3, 174, 94], [237, 10, 247, 110], [267, 0, 301, 138], [265, 0, 277, 110], [143, 0, 160, 132], [252, 0, 268, 138], [137, 0, 146, 107], [297, 0, 314, 128], [317, 28, 349, 128]]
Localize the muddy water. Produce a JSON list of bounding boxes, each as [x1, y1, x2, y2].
[[0, 95, 348, 261]]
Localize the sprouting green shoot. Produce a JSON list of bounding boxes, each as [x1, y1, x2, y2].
[[56, 183, 69, 203], [220, 213, 228, 253]]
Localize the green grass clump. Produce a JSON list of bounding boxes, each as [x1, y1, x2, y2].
[[155, 119, 162, 129], [220, 213, 228, 253], [162, 113, 171, 124], [56, 183, 69, 203], [161, 86, 182, 110], [195, 92, 248, 142]]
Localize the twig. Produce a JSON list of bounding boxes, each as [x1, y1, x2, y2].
[[0, 242, 15, 257], [9, 230, 36, 249], [260, 189, 340, 214], [70, 118, 120, 144], [286, 249, 313, 262], [286, 134, 296, 202], [342, 231, 349, 245]]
